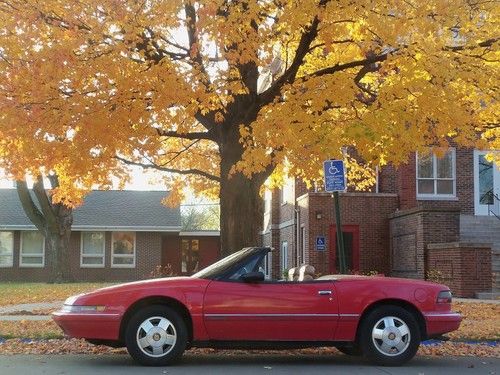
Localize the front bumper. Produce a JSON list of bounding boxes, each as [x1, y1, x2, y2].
[[52, 311, 122, 341], [424, 312, 462, 338]]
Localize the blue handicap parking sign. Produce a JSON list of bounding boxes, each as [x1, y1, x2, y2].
[[323, 160, 346, 192], [316, 236, 326, 251]]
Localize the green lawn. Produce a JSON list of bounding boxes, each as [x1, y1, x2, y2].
[[0, 282, 114, 306]]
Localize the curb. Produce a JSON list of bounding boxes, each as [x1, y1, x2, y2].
[[0, 315, 52, 321]]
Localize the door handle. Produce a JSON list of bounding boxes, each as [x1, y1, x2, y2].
[[318, 290, 332, 295]]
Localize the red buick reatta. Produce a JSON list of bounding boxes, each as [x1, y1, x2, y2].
[[53, 247, 461, 366]]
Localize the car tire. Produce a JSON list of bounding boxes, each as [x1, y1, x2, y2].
[[359, 305, 420, 366], [336, 345, 362, 356], [125, 305, 187, 366]]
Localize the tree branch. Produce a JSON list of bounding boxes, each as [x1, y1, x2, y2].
[[32, 176, 58, 230], [185, 3, 208, 77], [160, 139, 202, 165], [446, 37, 499, 51], [115, 155, 221, 182], [155, 128, 216, 141], [258, 0, 330, 106], [15, 180, 46, 232], [308, 50, 395, 78]]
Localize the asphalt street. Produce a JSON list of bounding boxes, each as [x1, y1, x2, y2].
[[0, 354, 498, 375]]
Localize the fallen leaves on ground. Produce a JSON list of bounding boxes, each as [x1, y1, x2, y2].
[[0, 283, 114, 306], [417, 342, 499, 357], [449, 302, 500, 341], [0, 321, 62, 339]]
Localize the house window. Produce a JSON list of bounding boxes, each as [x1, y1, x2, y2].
[[280, 178, 294, 205], [111, 232, 135, 268], [20, 231, 45, 267], [0, 232, 14, 267], [280, 241, 288, 274], [280, 187, 286, 205], [81, 232, 105, 267], [264, 189, 272, 213], [416, 149, 456, 198]]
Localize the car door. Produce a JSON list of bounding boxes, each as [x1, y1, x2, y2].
[[203, 279, 339, 341]]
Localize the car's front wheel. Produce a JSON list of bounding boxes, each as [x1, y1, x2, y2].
[[125, 305, 187, 366], [359, 305, 420, 366]]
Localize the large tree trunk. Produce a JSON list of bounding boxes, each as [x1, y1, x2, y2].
[[45, 202, 73, 282], [218, 121, 268, 257], [16, 176, 73, 283], [219, 173, 264, 257], [46, 229, 72, 282]]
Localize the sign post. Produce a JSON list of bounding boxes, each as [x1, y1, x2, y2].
[[323, 160, 347, 274]]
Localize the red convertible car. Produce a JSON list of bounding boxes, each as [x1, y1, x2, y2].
[[53, 247, 461, 366]]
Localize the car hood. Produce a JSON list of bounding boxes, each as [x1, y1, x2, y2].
[[65, 276, 210, 306]]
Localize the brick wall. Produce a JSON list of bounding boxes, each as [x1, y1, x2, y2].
[[299, 192, 398, 276], [261, 147, 477, 287], [261, 181, 298, 278], [396, 155, 418, 210], [70, 231, 163, 281], [426, 242, 492, 297], [378, 165, 397, 194], [0, 230, 163, 282], [454, 148, 474, 215], [390, 208, 460, 279]]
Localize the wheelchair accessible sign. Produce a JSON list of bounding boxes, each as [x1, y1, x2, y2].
[[323, 159, 346, 192], [316, 236, 326, 251]]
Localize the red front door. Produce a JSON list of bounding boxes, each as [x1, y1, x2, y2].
[[203, 280, 339, 341], [329, 225, 360, 274]]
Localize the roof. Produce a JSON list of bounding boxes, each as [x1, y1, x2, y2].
[[0, 189, 181, 232]]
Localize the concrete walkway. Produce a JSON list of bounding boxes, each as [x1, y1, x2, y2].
[[0, 301, 63, 314], [454, 297, 500, 304], [0, 301, 63, 321]]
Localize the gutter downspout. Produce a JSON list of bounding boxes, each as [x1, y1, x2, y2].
[[295, 207, 300, 267]]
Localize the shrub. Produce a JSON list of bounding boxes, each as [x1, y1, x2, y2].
[[148, 264, 176, 279]]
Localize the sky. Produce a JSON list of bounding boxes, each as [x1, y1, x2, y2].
[[0, 166, 167, 191]]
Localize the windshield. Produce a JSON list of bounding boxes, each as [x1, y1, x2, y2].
[[191, 248, 259, 279]]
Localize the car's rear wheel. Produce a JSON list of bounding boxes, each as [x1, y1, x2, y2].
[[360, 305, 420, 366], [125, 305, 187, 366]]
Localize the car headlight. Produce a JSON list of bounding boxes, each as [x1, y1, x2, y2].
[[61, 305, 106, 313], [63, 294, 85, 306]]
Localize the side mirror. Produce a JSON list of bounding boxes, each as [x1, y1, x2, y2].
[[241, 271, 265, 283]]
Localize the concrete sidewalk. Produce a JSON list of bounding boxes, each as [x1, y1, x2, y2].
[[454, 297, 500, 304], [0, 301, 63, 321]]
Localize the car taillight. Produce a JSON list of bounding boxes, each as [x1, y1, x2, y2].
[[437, 290, 452, 304]]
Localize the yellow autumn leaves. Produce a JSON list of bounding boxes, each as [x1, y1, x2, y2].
[[0, 0, 498, 203]]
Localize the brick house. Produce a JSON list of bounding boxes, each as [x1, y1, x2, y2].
[[262, 148, 500, 298], [0, 190, 220, 282]]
